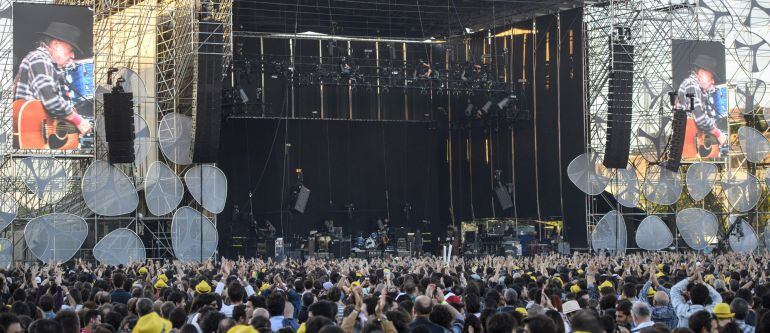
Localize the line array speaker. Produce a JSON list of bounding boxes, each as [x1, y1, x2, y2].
[[664, 91, 687, 171], [102, 91, 135, 163], [192, 20, 224, 163], [603, 28, 634, 169], [293, 185, 311, 213], [495, 186, 514, 211]]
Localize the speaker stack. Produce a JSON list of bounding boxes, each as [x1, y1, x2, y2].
[[603, 27, 634, 169], [102, 89, 135, 163], [663, 92, 687, 171], [192, 20, 224, 163]]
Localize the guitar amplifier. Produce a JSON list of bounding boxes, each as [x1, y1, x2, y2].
[[331, 239, 351, 258], [396, 239, 407, 252], [257, 239, 276, 259]]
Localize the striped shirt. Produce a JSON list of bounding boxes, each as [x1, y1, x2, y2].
[[677, 73, 717, 133], [14, 46, 73, 118]]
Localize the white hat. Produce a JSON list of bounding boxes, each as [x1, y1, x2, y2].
[[562, 300, 581, 314]]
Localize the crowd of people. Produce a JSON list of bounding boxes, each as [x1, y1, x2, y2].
[[0, 251, 769, 333]]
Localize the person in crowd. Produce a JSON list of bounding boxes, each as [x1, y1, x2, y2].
[[672, 267, 723, 328], [0, 252, 768, 333], [631, 302, 656, 332]]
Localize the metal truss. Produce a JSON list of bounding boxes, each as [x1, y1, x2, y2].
[[0, 0, 231, 262], [584, 0, 770, 252]]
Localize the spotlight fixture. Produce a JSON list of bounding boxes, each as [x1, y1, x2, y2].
[[464, 103, 475, 118], [497, 94, 517, 110]]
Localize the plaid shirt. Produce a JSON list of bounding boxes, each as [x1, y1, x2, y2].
[[14, 46, 73, 118], [677, 73, 718, 133]]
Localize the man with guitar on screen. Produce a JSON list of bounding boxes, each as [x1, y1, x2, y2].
[[677, 54, 728, 159], [13, 22, 92, 150]]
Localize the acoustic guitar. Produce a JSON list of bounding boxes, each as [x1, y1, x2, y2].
[[682, 118, 720, 159], [12, 100, 80, 150]]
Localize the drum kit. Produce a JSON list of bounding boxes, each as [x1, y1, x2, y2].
[[66, 58, 95, 148], [353, 232, 384, 251]]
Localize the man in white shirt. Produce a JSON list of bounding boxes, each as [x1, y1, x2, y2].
[[220, 282, 247, 318]]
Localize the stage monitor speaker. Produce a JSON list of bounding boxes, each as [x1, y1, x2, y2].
[[192, 22, 224, 163], [293, 185, 311, 213], [102, 91, 135, 163], [603, 29, 634, 169], [494, 186, 513, 211]]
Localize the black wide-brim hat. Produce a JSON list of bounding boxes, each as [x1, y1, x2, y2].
[[692, 54, 720, 81], [37, 22, 83, 54]]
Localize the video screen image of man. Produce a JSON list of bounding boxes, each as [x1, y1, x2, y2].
[[13, 21, 93, 150], [674, 51, 728, 161]]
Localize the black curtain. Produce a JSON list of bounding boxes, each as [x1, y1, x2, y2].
[[535, 15, 562, 219], [559, 8, 588, 248], [217, 118, 443, 254], [512, 20, 538, 219]]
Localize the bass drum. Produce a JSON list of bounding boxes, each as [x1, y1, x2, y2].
[[364, 237, 377, 249]]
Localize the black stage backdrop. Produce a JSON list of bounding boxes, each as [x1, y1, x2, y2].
[[218, 119, 444, 256], [559, 8, 587, 248], [226, 9, 588, 250], [445, 10, 587, 247], [511, 20, 538, 220], [534, 14, 562, 218]]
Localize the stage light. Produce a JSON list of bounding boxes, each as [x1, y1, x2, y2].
[[497, 94, 516, 110], [481, 100, 494, 114], [238, 88, 249, 103], [464, 103, 475, 117]]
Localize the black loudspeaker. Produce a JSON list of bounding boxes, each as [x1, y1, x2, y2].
[[102, 91, 135, 163], [494, 186, 513, 211], [293, 185, 311, 213], [331, 239, 351, 258], [603, 28, 634, 169], [192, 21, 224, 163], [664, 109, 687, 171]]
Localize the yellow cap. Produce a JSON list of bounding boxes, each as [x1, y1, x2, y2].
[[195, 280, 212, 293], [599, 280, 613, 290], [138, 267, 148, 275], [570, 284, 581, 294], [158, 274, 168, 282], [515, 307, 528, 317], [657, 264, 664, 271], [656, 272, 665, 278], [355, 272, 363, 277], [512, 265, 521, 270], [647, 288, 656, 296], [577, 269, 584, 276], [351, 281, 361, 287], [713, 303, 735, 319], [154, 279, 167, 289], [228, 325, 259, 333]]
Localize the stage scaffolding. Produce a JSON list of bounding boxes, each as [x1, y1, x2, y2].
[[0, 0, 231, 262], [583, 0, 770, 252]]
